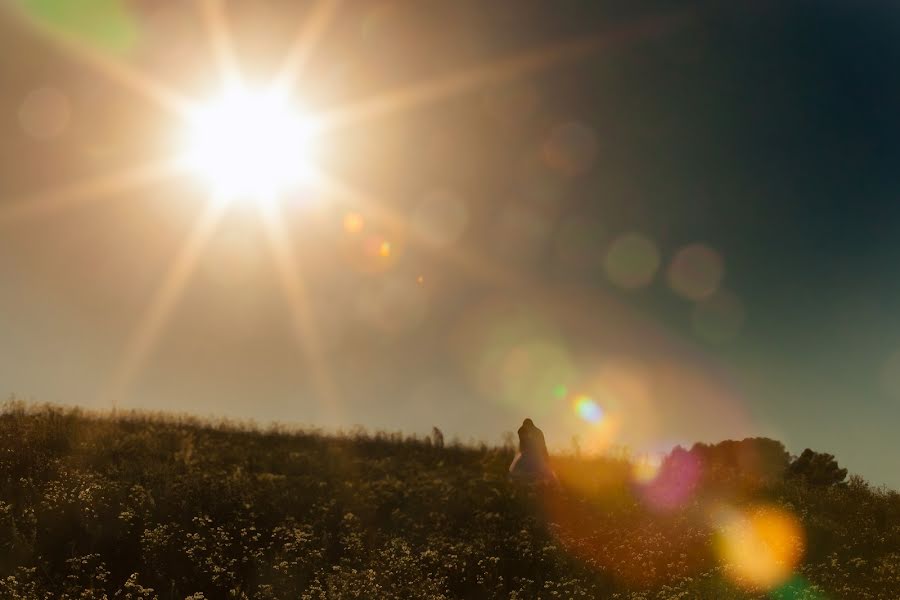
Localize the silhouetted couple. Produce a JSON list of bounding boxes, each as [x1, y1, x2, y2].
[[509, 418, 557, 482]]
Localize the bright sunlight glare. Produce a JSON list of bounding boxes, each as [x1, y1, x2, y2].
[[180, 86, 316, 202]]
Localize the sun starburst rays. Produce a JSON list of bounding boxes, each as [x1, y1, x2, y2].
[[4, 2, 194, 118], [272, 0, 342, 95], [196, 0, 242, 87], [316, 8, 691, 133], [104, 200, 227, 408], [0, 159, 181, 228], [260, 202, 342, 421], [6, 1, 692, 411]]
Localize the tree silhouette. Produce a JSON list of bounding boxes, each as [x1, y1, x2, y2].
[[787, 448, 848, 486], [689, 437, 790, 484]]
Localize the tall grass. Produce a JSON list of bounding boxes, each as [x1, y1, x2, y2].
[[1, 401, 898, 599]]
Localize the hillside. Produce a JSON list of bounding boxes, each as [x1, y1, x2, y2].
[[1, 402, 898, 599]]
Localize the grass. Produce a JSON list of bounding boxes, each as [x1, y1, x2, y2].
[[1, 400, 898, 599]]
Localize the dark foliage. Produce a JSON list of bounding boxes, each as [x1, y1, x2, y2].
[[787, 449, 848, 487], [690, 438, 791, 484], [0, 402, 897, 599]]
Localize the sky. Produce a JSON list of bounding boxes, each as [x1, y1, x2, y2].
[[1, 0, 899, 488]]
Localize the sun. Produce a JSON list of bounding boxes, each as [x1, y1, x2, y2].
[[180, 85, 317, 202]]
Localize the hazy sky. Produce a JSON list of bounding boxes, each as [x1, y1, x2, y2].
[[1, 0, 899, 487]]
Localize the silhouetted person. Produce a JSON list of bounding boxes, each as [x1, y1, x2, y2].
[[431, 426, 444, 449], [518, 418, 549, 460], [509, 418, 556, 482]]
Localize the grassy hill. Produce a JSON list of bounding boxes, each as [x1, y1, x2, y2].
[[1, 402, 898, 599]]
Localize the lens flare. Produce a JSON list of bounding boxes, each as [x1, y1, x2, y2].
[[454, 301, 576, 417], [638, 448, 702, 512], [604, 232, 660, 290], [714, 504, 805, 591], [572, 394, 603, 423], [631, 453, 663, 484], [18, 0, 139, 52], [667, 243, 724, 301], [343, 229, 404, 274], [343, 212, 365, 233], [500, 341, 575, 415]]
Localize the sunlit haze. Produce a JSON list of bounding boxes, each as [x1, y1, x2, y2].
[[0, 0, 898, 493]]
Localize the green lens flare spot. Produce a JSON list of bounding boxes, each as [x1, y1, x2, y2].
[[18, 0, 139, 53]]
